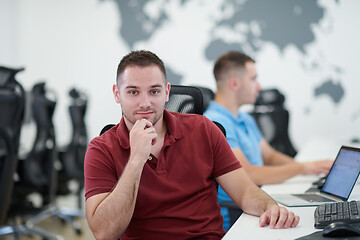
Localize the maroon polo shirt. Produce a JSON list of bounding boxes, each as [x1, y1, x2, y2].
[[84, 110, 241, 239]]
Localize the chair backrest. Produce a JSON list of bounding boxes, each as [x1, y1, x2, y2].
[[61, 88, 88, 180], [100, 124, 115, 136], [212, 121, 226, 137], [251, 88, 297, 157], [23, 82, 58, 204], [0, 67, 26, 150], [165, 85, 205, 114], [0, 129, 17, 225], [0, 66, 25, 225], [196, 86, 215, 113]]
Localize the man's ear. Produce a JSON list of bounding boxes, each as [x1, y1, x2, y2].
[[113, 84, 121, 103], [228, 76, 239, 90], [165, 82, 171, 102]]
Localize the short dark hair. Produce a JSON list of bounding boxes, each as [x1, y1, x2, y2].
[[116, 50, 167, 86], [213, 51, 255, 83]]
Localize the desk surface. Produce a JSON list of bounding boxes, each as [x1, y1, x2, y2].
[[223, 139, 360, 239], [223, 175, 360, 239], [223, 206, 317, 239]]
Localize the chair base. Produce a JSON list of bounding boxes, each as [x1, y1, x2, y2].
[[0, 203, 84, 239], [27, 203, 84, 235], [0, 223, 64, 240]]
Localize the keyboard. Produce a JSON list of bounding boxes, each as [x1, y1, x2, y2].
[[293, 193, 336, 203], [314, 200, 360, 229]]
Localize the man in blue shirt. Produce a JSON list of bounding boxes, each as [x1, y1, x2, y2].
[[204, 51, 333, 230]]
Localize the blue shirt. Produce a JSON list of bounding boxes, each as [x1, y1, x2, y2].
[[204, 101, 263, 230]]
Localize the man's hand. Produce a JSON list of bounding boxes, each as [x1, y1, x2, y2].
[[129, 119, 157, 163], [301, 159, 333, 175], [259, 205, 300, 229]]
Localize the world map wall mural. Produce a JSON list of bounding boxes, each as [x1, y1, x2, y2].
[[109, 0, 358, 147]]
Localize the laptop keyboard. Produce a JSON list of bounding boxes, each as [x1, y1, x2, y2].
[[292, 193, 336, 203], [314, 201, 360, 228]]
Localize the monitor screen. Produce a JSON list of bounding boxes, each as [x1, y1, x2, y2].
[[322, 146, 360, 199]]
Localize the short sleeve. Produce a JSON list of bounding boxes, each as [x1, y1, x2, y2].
[[243, 113, 263, 142], [84, 139, 119, 200], [205, 118, 241, 178]]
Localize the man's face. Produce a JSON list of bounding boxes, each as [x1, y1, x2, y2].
[[236, 61, 261, 105], [113, 65, 170, 128]]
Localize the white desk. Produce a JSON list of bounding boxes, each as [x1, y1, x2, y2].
[[223, 175, 360, 240], [223, 139, 360, 240]]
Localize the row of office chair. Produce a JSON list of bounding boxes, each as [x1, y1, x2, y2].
[[0, 66, 296, 238], [0, 66, 88, 239]]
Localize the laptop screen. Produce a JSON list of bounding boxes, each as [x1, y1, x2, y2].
[[321, 146, 360, 200]]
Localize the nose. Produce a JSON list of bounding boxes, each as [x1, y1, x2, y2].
[[256, 81, 262, 92], [139, 92, 151, 108]]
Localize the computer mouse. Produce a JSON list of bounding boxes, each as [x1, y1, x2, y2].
[[322, 222, 360, 238]]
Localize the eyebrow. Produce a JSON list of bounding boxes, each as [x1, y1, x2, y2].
[[125, 84, 163, 89], [150, 84, 163, 88], [125, 85, 138, 89]]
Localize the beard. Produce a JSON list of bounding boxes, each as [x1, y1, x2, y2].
[[122, 107, 164, 127]]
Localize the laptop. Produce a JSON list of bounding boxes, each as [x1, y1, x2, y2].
[[272, 145, 360, 207]]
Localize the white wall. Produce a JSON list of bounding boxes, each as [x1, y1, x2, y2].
[[1, 0, 359, 153], [1, 0, 126, 150]]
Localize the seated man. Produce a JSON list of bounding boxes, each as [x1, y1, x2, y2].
[[204, 50, 333, 230], [84, 50, 299, 240]]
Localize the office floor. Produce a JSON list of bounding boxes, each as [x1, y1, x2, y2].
[[2, 191, 95, 240], [2, 217, 95, 240]]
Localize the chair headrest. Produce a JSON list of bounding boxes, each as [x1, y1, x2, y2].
[[32, 82, 46, 95], [69, 88, 87, 106], [0, 66, 25, 88], [69, 88, 80, 98], [255, 89, 285, 106]]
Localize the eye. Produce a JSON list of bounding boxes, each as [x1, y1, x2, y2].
[[128, 90, 138, 95], [150, 89, 160, 95]]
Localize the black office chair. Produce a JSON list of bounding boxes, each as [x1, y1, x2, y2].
[[21, 82, 58, 201], [56, 88, 88, 229], [58, 88, 88, 202], [251, 88, 297, 157], [0, 66, 27, 238], [165, 85, 205, 114], [9, 82, 71, 239]]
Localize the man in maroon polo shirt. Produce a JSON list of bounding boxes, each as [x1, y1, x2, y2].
[[84, 50, 300, 240]]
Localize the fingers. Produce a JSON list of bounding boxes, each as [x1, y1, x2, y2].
[[301, 159, 335, 175], [292, 215, 300, 228], [133, 119, 156, 134], [135, 118, 153, 130], [269, 207, 279, 229], [259, 206, 300, 229], [312, 160, 334, 174], [141, 121, 158, 145], [275, 208, 294, 229], [259, 212, 268, 227], [129, 119, 158, 160]]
